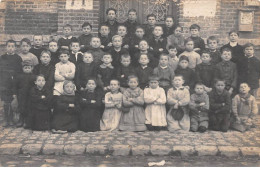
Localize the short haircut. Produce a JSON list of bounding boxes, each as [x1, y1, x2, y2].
[[22, 59, 33, 67], [20, 38, 31, 46], [146, 14, 156, 20], [99, 24, 110, 30], [90, 36, 100, 42], [174, 25, 182, 31], [6, 39, 16, 46], [165, 15, 174, 21], [87, 77, 97, 85], [149, 75, 159, 81], [201, 50, 211, 56], [33, 34, 43, 40], [214, 78, 225, 85], [63, 80, 75, 88], [112, 35, 122, 41], [179, 55, 189, 62], [173, 75, 184, 81], [190, 24, 200, 31], [221, 47, 232, 54], [70, 40, 80, 46], [168, 45, 177, 50], [36, 74, 45, 81], [49, 39, 58, 45], [121, 52, 131, 61], [83, 51, 93, 57], [82, 22, 92, 29], [139, 53, 149, 61], [117, 24, 127, 31], [63, 24, 72, 30], [135, 26, 145, 32], [103, 53, 112, 58], [194, 82, 205, 88], [40, 50, 51, 57], [243, 43, 254, 50], [59, 49, 70, 56], [139, 39, 148, 46], [153, 25, 163, 31], [207, 36, 219, 44], [127, 75, 139, 83], [110, 79, 120, 86], [228, 30, 239, 36], [184, 37, 193, 45], [106, 8, 117, 15], [128, 8, 137, 14], [240, 82, 250, 88], [159, 53, 169, 59]]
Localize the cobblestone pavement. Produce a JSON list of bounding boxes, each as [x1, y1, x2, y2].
[[0, 110, 259, 157]]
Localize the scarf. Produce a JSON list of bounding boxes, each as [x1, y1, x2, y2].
[[239, 93, 251, 105]]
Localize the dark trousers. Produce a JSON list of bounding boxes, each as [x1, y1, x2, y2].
[[146, 124, 166, 131], [209, 113, 230, 132]]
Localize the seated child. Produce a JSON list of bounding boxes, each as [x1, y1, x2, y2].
[[116, 52, 135, 91], [220, 30, 244, 64], [100, 79, 123, 131], [175, 55, 196, 91], [134, 54, 153, 89], [117, 25, 130, 49], [97, 53, 115, 91], [33, 50, 55, 89], [149, 25, 167, 58], [123, 9, 140, 37], [179, 38, 201, 70], [75, 52, 97, 91], [206, 36, 221, 65], [12, 60, 36, 127], [119, 75, 147, 131], [231, 83, 258, 132], [187, 24, 205, 55], [53, 50, 75, 95], [144, 14, 157, 40], [69, 40, 83, 66], [167, 25, 185, 55], [108, 35, 128, 68], [48, 40, 60, 66], [29, 35, 45, 60], [162, 16, 175, 38], [167, 75, 190, 132], [214, 48, 237, 95], [28, 75, 52, 131], [209, 79, 231, 132], [144, 75, 167, 131], [167, 45, 179, 71], [195, 50, 215, 93], [0, 39, 22, 127], [58, 24, 77, 50], [153, 53, 175, 93], [78, 78, 103, 132], [88, 37, 105, 65], [133, 40, 158, 68], [51, 81, 79, 133], [78, 22, 93, 50], [189, 83, 209, 133], [98, 24, 112, 52], [18, 38, 39, 67]]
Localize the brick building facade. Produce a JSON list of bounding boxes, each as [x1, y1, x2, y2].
[[0, 0, 259, 47]]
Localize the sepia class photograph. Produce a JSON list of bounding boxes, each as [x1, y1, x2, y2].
[[0, 0, 259, 167]]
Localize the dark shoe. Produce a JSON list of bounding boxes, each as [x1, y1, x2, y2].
[[16, 122, 23, 128], [198, 126, 207, 133], [2, 121, 9, 127]]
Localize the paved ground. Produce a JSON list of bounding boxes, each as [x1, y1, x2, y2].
[[0, 106, 259, 158]]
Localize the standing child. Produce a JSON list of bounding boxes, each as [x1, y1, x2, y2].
[[149, 25, 167, 58], [97, 53, 115, 91], [48, 40, 60, 66], [209, 79, 231, 132], [119, 75, 147, 131], [195, 51, 215, 93], [144, 14, 157, 40], [29, 35, 45, 60], [153, 53, 175, 93], [179, 38, 201, 70], [167, 25, 185, 55], [28, 75, 52, 131], [78, 22, 93, 51], [175, 56, 196, 91], [69, 40, 83, 66], [167, 75, 190, 132], [129, 26, 145, 55], [78, 78, 103, 132], [163, 16, 175, 38], [98, 24, 112, 52], [117, 25, 130, 49], [0, 40, 22, 127], [75, 52, 97, 91], [214, 48, 237, 95], [187, 24, 205, 55], [144, 76, 167, 131], [88, 37, 105, 65], [220, 30, 244, 64], [116, 53, 135, 91], [103, 8, 119, 36], [52, 81, 79, 133], [18, 38, 39, 67], [206, 36, 221, 65], [33, 50, 55, 90], [12, 60, 36, 127], [189, 83, 209, 133], [58, 24, 77, 50], [167, 45, 179, 71], [134, 54, 153, 89], [53, 50, 75, 95], [231, 83, 258, 132], [100, 79, 123, 131], [124, 9, 139, 37]]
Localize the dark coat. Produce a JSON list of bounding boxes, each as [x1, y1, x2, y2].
[[29, 47, 45, 61], [103, 20, 120, 37], [188, 36, 205, 55], [143, 24, 155, 40], [124, 19, 140, 37], [134, 65, 153, 89], [195, 62, 215, 88], [116, 65, 135, 88], [108, 47, 128, 68], [208, 49, 222, 65], [209, 89, 231, 114], [97, 65, 115, 88], [33, 63, 55, 89], [58, 36, 78, 50], [175, 66, 196, 90], [220, 43, 244, 64], [50, 51, 60, 66], [148, 36, 168, 58], [133, 50, 158, 69], [98, 34, 112, 52], [162, 25, 174, 38], [69, 52, 84, 66], [78, 34, 93, 49], [75, 62, 97, 90]]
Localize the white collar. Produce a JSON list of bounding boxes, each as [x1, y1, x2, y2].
[[247, 55, 254, 58], [160, 65, 168, 69], [229, 42, 238, 47], [141, 65, 147, 69], [63, 36, 73, 39]]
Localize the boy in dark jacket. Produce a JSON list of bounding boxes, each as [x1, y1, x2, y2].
[[187, 24, 205, 55]]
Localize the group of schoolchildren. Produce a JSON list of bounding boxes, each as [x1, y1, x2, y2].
[[0, 8, 259, 134]]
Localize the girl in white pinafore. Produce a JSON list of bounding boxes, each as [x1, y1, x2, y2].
[[144, 75, 167, 131]]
